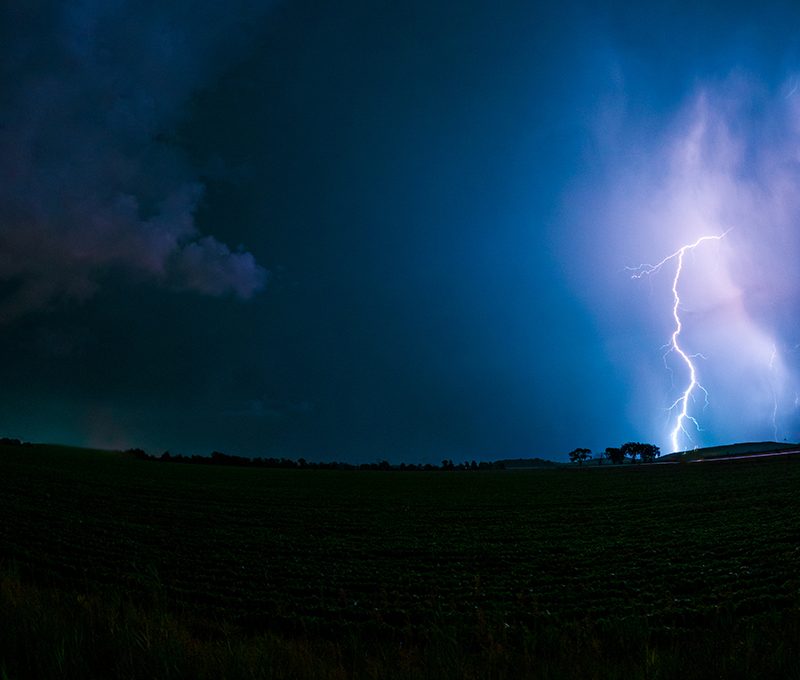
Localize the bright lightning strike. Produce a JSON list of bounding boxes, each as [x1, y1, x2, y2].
[[769, 343, 779, 441], [628, 232, 728, 452]]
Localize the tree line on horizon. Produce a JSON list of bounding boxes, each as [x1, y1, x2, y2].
[[4, 435, 662, 470], [1, 435, 664, 470], [568, 442, 661, 466], [0, 436, 514, 471], [125, 449, 509, 472]]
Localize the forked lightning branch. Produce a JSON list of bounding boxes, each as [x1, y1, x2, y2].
[[628, 232, 728, 452]]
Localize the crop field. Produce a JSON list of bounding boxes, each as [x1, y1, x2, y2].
[[1, 443, 800, 678]]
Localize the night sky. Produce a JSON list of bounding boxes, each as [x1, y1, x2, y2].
[[2, 1, 800, 462]]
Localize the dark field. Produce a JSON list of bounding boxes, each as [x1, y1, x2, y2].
[[1, 444, 800, 678]]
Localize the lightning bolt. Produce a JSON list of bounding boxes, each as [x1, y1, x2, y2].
[[769, 343, 779, 441], [628, 232, 728, 452]]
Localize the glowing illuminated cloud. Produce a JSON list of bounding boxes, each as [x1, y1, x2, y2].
[[564, 73, 800, 451]]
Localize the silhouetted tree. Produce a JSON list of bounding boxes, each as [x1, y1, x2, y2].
[[621, 442, 638, 463], [605, 447, 625, 465], [639, 443, 660, 463], [568, 448, 592, 466], [620, 442, 660, 464]]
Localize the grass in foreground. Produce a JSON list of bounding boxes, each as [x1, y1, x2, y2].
[[2, 564, 799, 679], [1, 444, 800, 677]]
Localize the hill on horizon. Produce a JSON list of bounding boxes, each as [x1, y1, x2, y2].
[[658, 441, 799, 462]]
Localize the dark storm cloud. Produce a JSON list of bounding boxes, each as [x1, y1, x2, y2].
[[6, 0, 799, 462], [0, 1, 269, 321]]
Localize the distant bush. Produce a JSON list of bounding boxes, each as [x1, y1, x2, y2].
[[124, 448, 149, 460]]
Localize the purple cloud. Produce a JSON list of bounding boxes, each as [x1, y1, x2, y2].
[[563, 68, 800, 450], [0, 1, 271, 321], [173, 236, 267, 298]]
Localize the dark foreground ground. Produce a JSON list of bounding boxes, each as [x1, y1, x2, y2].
[[1, 443, 799, 678]]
